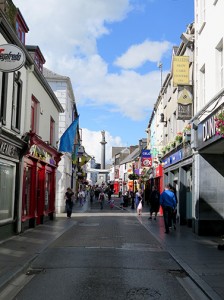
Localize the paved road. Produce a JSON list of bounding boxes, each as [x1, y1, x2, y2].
[[0, 196, 223, 300]]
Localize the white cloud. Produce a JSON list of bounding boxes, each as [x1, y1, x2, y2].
[[114, 40, 172, 69], [13, 0, 170, 152], [81, 128, 123, 164]]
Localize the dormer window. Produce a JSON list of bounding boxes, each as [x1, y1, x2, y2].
[[26, 46, 46, 73], [16, 9, 29, 44]]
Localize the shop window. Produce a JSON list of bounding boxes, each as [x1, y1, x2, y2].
[[11, 72, 22, 132], [50, 117, 55, 146], [22, 166, 32, 217], [31, 95, 39, 133], [45, 172, 51, 211], [0, 160, 15, 223], [0, 72, 8, 125]]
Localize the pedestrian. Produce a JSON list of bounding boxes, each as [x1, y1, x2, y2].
[[78, 189, 85, 206], [135, 189, 143, 211], [137, 198, 143, 215], [65, 188, 74, 218], [90, 187, 95, 204], [169, 184, 178, 230], [98, 190, 105, 210], [148, 186, 160, 220], [160, 185, 176, 234]]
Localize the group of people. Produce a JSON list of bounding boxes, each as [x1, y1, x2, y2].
[[64, 184, 114, 216], [134, 184, 177, 234]]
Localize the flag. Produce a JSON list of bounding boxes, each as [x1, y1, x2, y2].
[[59, 116, 79, 153]]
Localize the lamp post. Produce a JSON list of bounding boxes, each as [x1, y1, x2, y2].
[[158, 61, 163, 88]]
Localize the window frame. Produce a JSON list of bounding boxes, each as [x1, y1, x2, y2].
[[0, 159, 16, 224], [11, 71, 22, 133], [0, 72, 8, 125]]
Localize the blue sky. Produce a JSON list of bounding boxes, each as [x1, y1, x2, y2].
[[14, 0, 194, 163]]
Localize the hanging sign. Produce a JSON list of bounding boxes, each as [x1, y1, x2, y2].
[[0, 44, 25, 72]]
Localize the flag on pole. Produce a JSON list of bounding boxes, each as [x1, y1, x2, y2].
[[59, 116, 79, 153]]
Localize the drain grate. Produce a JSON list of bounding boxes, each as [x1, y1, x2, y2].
[[126, 287, 161, 299], [168, 269, 187, 278], [26, 268, 45, 275]]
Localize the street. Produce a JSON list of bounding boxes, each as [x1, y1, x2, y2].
[[2, 197, 211, 300]]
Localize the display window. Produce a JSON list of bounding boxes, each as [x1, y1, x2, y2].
[[0, 160, 16, 224]]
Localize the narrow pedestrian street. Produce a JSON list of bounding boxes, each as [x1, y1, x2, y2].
[[0, 196, 223, 300]]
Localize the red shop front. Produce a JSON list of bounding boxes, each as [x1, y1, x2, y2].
[[154, 164, 164, 215], [21, 133, 61, 230]]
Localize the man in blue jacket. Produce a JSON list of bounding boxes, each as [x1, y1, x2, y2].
[[160, 185, 177, 234]]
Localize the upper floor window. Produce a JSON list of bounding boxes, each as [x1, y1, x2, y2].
[[26, 46, 45, 73], [50, 117, 55, 146], [16, 9, 29, 44], [0, 72, 8, 125], [11, 71, 22, 132], [216, 39, 223, 91], [31, 95, 39, 133]]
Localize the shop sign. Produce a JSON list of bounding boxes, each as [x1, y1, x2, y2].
[[0, 140, 19, 159], [30, 145, 56, 165], [197, 110, 220, 149], [0, 44, 25, 72], [163, 150, 182, 168], [155, 165, 163, 177], [141, 149, 152, 167], [173, 56, 189, 86], [177, 87, 193, 120], [141, 157, 152, 167]]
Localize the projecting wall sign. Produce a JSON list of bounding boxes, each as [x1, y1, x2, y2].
[[0, 44, 25, 72]]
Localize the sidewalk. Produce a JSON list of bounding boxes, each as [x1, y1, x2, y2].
[[0, 198, 223, 300]]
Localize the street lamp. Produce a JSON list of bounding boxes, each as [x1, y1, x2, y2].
[[157, 61, 163, 89]]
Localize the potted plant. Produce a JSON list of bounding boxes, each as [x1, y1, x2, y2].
[[175, 132, 183, 144], [128, 173, 139, 180], [171, 140, 176, 148], [215, 111, 224, 137], [183, 124, 191, 136]]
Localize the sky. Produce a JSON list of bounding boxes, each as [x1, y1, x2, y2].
[[13, 0, 194, 164]]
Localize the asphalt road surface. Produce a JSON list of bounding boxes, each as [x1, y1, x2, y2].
[[9, 201, 209, 300]]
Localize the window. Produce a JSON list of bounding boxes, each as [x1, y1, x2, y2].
[[50, 117, 55, 145], [216, 39, 223, 91], [15, 12, 29, 44], [11, 72, 22, 132], [0, 160, 15, 223], [196, 0, 206, 33], [0, 72, 8, 125], [31, 96, 39, 133], [16, 20, 25, 44]]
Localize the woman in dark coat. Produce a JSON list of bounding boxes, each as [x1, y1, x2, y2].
[[65, 188, 74, 218], [148, 186, 160, 220]]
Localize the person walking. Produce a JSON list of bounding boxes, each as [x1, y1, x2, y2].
[[65, 188, 74, 218], [78, 189, 85, 206], [148, 186, 160, 220], [160, 185, 176, 234], [98, 190, 105, 210], [90, 187, 95, 204], [169, 184, 178, 230], [135, 189, 143, 213]]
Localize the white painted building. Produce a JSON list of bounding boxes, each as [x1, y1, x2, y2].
[[43, 68, 79, 213], [191, 0, 224, 235]]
